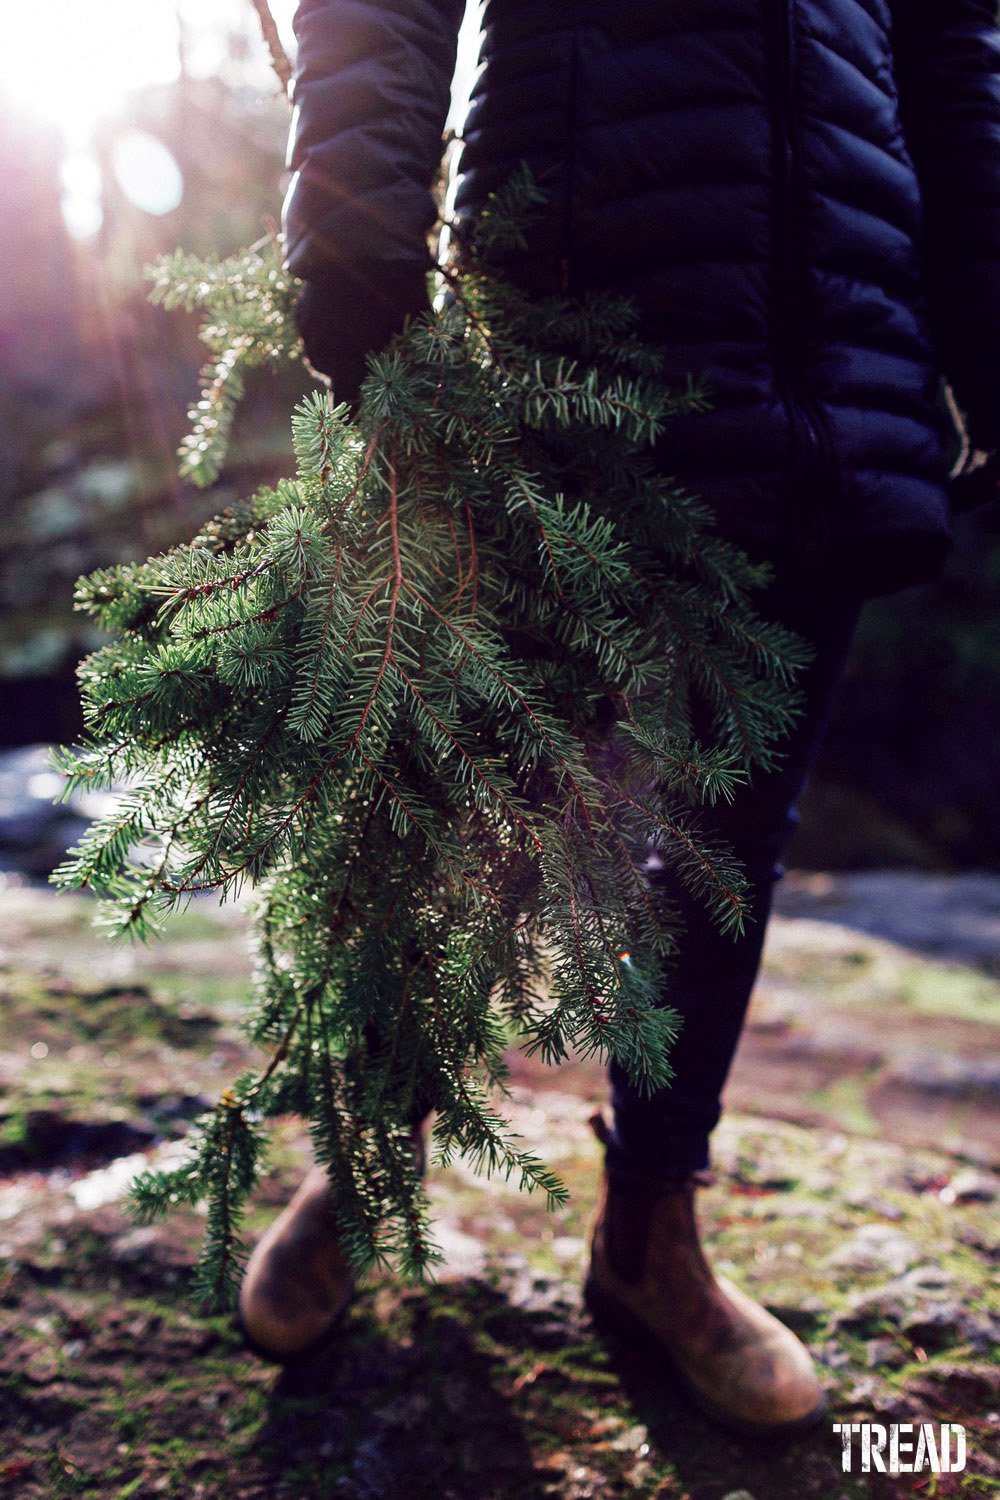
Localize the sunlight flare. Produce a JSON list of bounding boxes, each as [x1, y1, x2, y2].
[[0, 0, 299, 144]]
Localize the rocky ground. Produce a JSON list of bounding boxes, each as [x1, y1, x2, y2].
[[0, 874, 997, 1499]]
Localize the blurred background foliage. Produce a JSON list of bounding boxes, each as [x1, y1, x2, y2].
[[1, 2, 311, 741], [0, 0, 997, 872]]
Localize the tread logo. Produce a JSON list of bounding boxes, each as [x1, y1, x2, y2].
[[833, 1423, 966, 1474]]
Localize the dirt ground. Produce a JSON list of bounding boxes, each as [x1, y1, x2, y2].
[[0, 875, 997, 1499]]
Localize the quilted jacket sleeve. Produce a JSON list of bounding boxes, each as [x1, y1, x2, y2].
[[892, 0, 1000, 452], [283, 0, 465, 397]]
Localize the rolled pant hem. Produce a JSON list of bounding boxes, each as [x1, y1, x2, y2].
[[602, 1125, 711, 1182]]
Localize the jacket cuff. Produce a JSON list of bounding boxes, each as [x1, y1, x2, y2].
[[295, 261, 431, 406]]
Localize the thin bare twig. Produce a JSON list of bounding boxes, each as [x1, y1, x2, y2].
[[247, 0, 293, 97]]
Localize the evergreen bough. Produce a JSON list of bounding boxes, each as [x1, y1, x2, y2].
[[53, 171, 809, 1308]]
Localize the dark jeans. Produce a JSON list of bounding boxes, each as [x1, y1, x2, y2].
[[605, 570, 864, 1179]]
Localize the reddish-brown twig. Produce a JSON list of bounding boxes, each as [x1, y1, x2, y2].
[[247, 0, 293, 96]]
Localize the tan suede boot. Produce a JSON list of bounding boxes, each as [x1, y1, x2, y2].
[[238, 1166, 355, 1363], [240, 1126, 428, 1362], [584, 1117, 826, 1437]]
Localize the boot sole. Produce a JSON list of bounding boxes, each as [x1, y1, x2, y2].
[[583, 1274, 827, 1441]]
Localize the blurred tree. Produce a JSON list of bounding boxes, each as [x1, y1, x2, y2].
[[793, 512, 1000, 869], [0, 105, 85, 465], [0, 67, 306, 732]]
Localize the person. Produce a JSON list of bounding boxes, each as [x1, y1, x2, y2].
[[238, 0, 1000, 1435]]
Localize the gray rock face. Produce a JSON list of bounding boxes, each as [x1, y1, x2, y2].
[[826, 1224, 922, 1276], [0, 744, 121, 878], [835, 1263, 1000, 1355], [775, 871, 1000, 973], [938, 1169, 998, 1205]]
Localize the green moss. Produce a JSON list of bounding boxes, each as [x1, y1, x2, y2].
[[765, 934, 1000, 1025], [806, 1069, 882, 1134], [113, 1479, 146, 1500], [0, 1111, 31, 1148], [1, 889, 997, 1497], [895, 960, 1000, 1023]]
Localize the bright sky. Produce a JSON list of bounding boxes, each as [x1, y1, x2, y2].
[[1, 0, 299, 146], [2, 0, 477, 142], [2, 0, 479, 237]]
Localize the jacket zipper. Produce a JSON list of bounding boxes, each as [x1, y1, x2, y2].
[[769, 0, 834, 554]]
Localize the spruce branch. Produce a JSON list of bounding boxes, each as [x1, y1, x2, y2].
[[246, 0, 293, 96], [55, 170, 809, 1306]]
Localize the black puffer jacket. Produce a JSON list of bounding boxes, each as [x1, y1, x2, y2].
[[284, 0, 1000, 594]]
